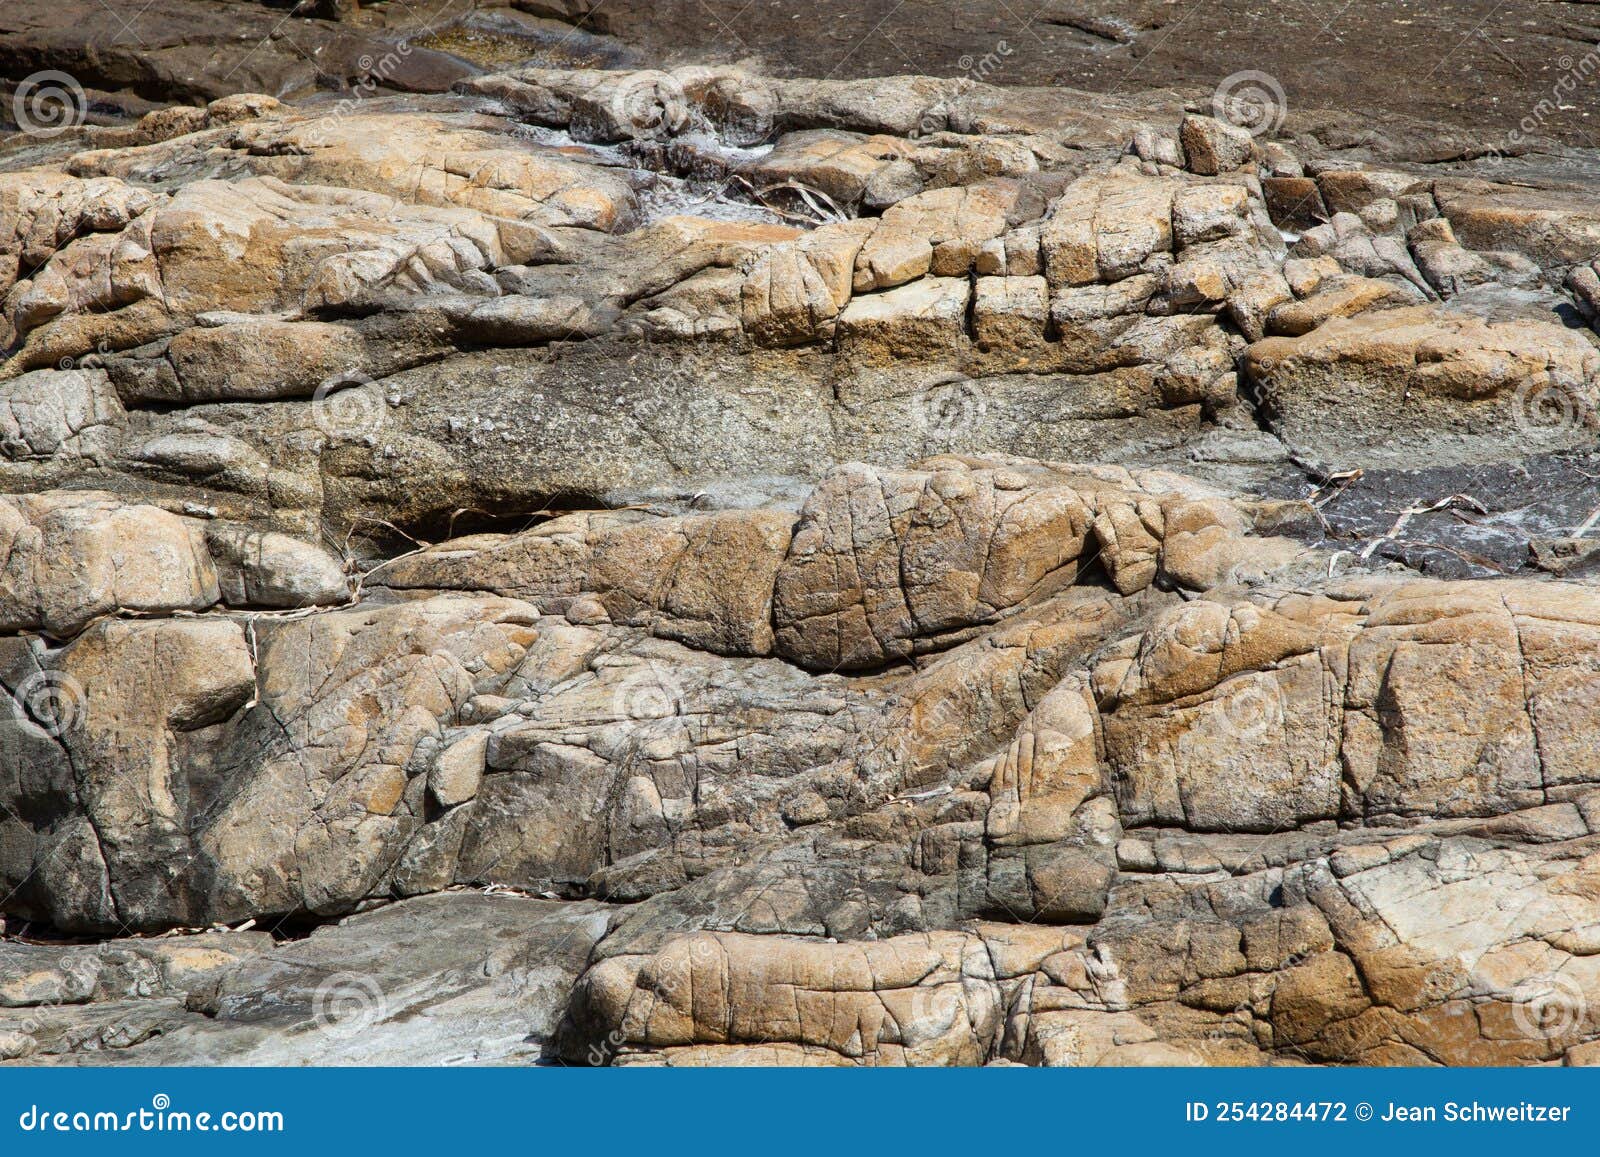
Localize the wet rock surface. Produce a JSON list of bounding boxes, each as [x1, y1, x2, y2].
[[2, 5, 1600, 1067]]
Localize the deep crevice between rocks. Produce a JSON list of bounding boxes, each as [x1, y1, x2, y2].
[[357, 493, 617, 557]]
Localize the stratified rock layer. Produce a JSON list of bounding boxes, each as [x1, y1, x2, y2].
[[2, 61, 1600, 1067]]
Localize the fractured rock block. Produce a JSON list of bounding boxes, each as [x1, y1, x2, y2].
[[772, 460, 1094, 669], [0, 493, 219, 637], [1245, 305, 1600, 465], [1179, 115, 1254, 176], [0, 368, 124, 462], [835, 276, 970, 367], [973, 275, 1048, 353]]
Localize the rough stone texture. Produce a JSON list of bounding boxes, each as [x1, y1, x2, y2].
[[3, 41, 1600, 1069], [0, 894, 612, 1064], [1246, 306, 1600, 468]]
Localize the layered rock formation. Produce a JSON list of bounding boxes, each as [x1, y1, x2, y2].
[[2, 43, 1600, 1066]]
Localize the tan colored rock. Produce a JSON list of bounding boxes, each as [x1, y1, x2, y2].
[[5, 213, 162, 347], [973, 275, 1049, 353], [6, 59, 1600, 1070], [205, 525, 349, 609], [1435, 181, 1600, 268], [0, 493, 219, 637], [234, 111, 641, 235], [835, 276, 970, 367], [772, 460, 1094, 669], [567, 930, 1003, 1066], [1224, 270, 1293, 342], [162, 320, 366, 403], [1158, 498, 1306, 589], [1262, 175, 1326, 232], [1091, 579, 1600, 831], [1172, 184, 1253, 248], [0, 172, 157, 296], [1246, 305, 1600, 465], [1042, 167, 1179, 287], [736, 130, 914, 206], [38, 617, 258, 926], [853, 181, 1017, 292], [741, 220, 874, 346], [377, 508, 792, 657], [197, 596, 541, 923], [1180, 115, 1254, 176], [1265, 274, 1414, 336], [429, 733, 487, 809], [0, 368, 124, 462], [1408, 217, 1495, 298], [985, 676, 1101, 847], [7, 171, 552, 362]]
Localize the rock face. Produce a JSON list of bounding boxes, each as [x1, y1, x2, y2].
[[1246, 306, 1600, 467], [3, 43, 1600, 1068]]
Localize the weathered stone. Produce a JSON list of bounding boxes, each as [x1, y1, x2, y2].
[[4, 47, 1600, 1072], [1247, 306, 1600, 466], [0, 493, 218, 637], [206, 525, 349, 609], [1180, 115, 1254, 176]]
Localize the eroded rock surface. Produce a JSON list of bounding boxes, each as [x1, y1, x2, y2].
[[3, 53, 1600, 1068]]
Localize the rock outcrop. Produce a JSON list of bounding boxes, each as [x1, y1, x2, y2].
[[3, 48, 1600, 1068]]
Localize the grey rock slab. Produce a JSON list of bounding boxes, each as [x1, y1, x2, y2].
[[1, 894, 614, 1066]]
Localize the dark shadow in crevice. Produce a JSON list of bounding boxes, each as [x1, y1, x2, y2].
[[362, 493, 616, 557]]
